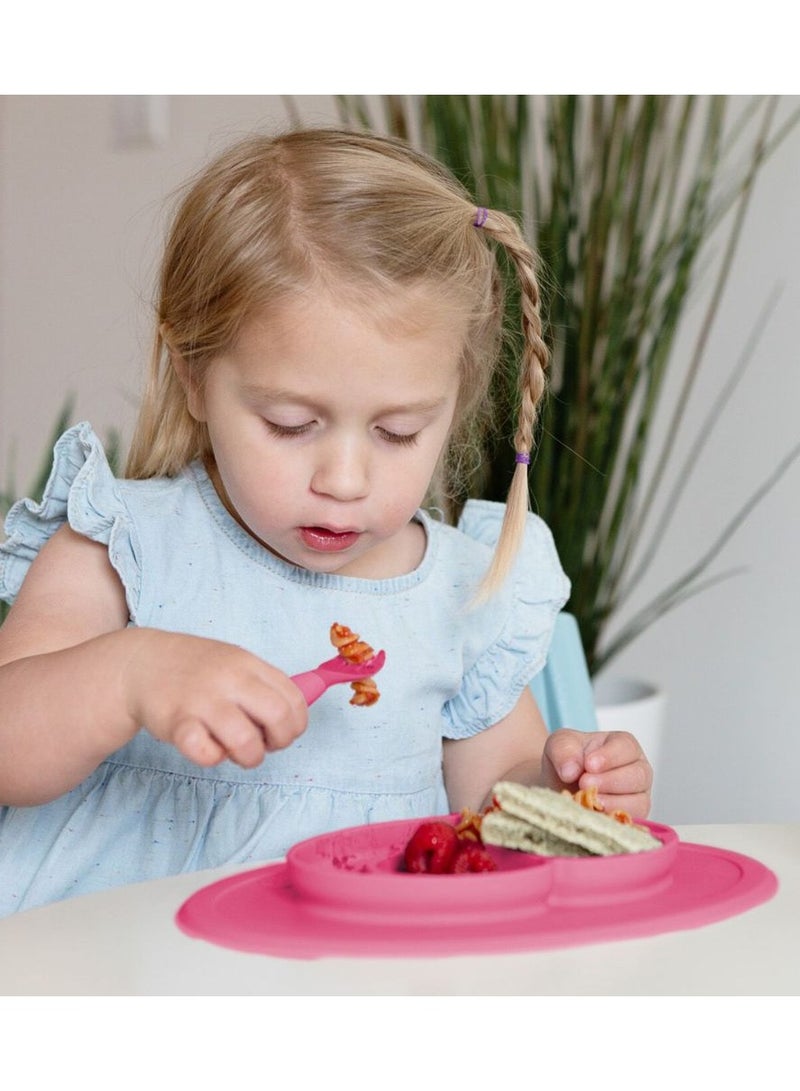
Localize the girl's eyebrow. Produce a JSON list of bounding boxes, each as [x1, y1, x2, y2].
[[241, 384, 307, 403], [375, 397, 451, 417], [241, 383, 450, 416]]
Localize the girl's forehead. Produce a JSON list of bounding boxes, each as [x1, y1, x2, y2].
[[244, 282, 470, 347], [224, 288, 464, 403]]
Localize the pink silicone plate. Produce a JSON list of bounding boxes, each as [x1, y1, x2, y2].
[[175, 815, 777, 959], [286, 816, 553, 924]]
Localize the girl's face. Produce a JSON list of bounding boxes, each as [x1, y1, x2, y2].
[[186, 288, 464, 578]]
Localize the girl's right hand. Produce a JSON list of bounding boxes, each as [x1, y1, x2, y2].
[[123, 629, 309, 768]]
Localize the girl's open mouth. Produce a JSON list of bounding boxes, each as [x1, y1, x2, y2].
[[299, 526, 361, 553]]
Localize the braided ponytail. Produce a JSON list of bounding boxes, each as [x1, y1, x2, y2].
[[472, 207, 549, 600]]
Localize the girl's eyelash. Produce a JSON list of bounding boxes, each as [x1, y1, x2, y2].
[[376, 427, 420, 447], [264, 420, 315, 438], [265, 420, 419, 446]]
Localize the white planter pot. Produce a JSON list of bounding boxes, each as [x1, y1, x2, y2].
[[592, 676, 666, 813]]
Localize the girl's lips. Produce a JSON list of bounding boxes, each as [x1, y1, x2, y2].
[[299, 526, 361, 553]]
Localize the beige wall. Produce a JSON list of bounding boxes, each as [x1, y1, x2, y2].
[[2, 95, 800, 824], [0, 95, 341, 478]]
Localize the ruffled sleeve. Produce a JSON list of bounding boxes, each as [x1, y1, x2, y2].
[[0, 422, 141, 618], [442, 498, 571, 738]]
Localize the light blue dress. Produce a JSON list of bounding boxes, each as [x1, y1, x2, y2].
[[0, 423, 569, 916]]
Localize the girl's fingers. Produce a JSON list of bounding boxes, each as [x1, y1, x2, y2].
[[582, 730, 648, 773], [578, 756, 653, 819], [236, 675, 309, 752], [131, 634, 311, 767], [193, 679, 308, 766], [204, 706, 271, 767], [542, 728, 589, 783], [172, 718, 227, 766], [580, 758, 652, 796]]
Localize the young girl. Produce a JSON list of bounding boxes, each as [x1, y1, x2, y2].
[[0, 128, 652, 916]]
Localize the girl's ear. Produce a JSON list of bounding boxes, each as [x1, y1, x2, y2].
[[162, 324, 206, 422]]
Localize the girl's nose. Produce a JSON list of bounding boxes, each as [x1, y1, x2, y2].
[[310, 437, 370, 501]]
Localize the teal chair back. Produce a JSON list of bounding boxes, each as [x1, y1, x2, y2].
[[529, 612, 598, 733]]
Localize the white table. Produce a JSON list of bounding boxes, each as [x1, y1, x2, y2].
[[0, 824, 796, 995]]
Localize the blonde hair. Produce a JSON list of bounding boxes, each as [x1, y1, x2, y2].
[[126, 128, 549, 595]]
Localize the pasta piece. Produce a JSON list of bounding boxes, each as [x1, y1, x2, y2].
[[330, 622, 381, 706], [454, 808, 484, 843], [349, 678, 380, 706], [563, 784, 640, 828], [567, 786, 604, 812], [330, 623, 376, 664]]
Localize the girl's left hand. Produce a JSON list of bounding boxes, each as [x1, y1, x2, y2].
[[540, 728, 653, 819]]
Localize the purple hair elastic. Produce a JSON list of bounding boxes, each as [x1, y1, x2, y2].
[[473, 206, 489, 228], [515, 452, 531, 465]]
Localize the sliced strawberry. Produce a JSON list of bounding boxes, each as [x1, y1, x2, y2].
[[450, 842, 497, 873], [403, 821, 459, 874]]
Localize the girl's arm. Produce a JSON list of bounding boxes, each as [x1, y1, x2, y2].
[[0, 525, 308, 807], [0, 525, 135, 802], [442, 687, 653, 819]]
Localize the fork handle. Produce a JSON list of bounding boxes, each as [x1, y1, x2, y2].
[[289, 670, 328, 706]]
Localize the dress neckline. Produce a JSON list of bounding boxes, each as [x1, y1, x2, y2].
[[188, 461, 439, 593]]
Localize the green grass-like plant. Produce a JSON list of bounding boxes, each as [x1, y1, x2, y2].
[[334, 95, 800, 673]]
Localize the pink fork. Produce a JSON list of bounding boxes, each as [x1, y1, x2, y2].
[[290, 650, 386, 706]]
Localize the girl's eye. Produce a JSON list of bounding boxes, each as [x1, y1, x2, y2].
[[264, 420, 315, 438], [376, 427, 420, 447]]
